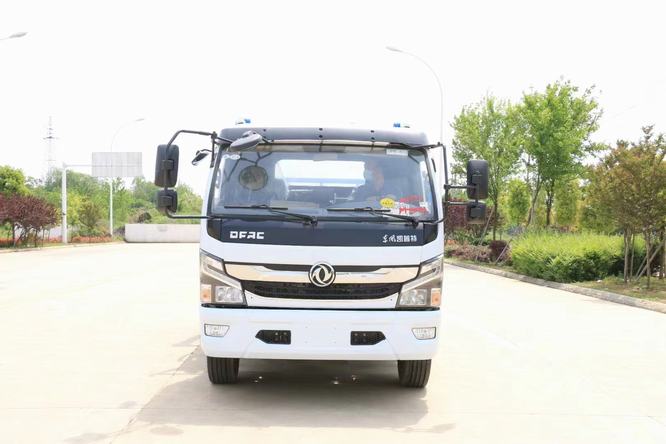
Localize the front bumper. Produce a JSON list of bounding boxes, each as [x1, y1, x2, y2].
[[200, 307, 440, 361]]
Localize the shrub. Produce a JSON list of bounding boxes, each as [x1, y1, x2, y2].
[[445, 243, 492, 263], [71, 236, 112, 244], [489, 240, 508, 261], [511, 232, 645, 282]]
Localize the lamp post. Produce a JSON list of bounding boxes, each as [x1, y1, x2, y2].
[[386, 45, 450, 185], [0, 32, 28, 42], [109, 118, 144, 237], [386, 46, 444, 144]]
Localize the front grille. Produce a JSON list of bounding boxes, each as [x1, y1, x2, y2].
[[243, 281, 401, 300]]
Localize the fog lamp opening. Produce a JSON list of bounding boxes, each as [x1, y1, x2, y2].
[[204, 324, 229, 337], [412, 327, 436, 340]]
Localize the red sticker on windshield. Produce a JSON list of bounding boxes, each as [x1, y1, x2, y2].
[[399, 206, 428, 215]]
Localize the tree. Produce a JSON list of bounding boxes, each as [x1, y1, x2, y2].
[[79, 198, 104, 235], [519, 80, 601, 226], [554, 178, 581, 228], [505, 179, 530, 226], [452, 96, 523, 239], [588, 127, 666, 286], [1, 194, 58, 247], [131, 177, 159, 206], [0, 165, 29, 196], [176, 183, 204, 214]]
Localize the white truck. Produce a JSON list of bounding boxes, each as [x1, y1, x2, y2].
[[154, 126, 487, 388]]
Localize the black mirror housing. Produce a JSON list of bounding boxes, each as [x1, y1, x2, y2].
[[154, 144, 180, 187], [191, 150, 210, 166], [466, 159, 488, 200], [466, 201, 486, 225], [230, 131, 263, 150], [156, 189, 178, 214]]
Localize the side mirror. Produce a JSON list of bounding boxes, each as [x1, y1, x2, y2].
[[154, 144, 180, 187], [230, 131, 263, 150], [466, 201, 486, 225], [191, 150, 210, 166], [466, 159, 488, 200], [156, 189, 178, 214]]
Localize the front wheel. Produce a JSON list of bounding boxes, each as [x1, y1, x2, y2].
[[207, 357, 239, 384], [397, 359, 431, 388]]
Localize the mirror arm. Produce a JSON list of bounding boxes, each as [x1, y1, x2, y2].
[[165, 211, 211, 220], [443, 184, 480, 203], [165, 129, 217, 149], [158, 129, 221, 218]]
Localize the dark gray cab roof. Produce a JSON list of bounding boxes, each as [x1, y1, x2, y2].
[[219, 127, 429, 146]]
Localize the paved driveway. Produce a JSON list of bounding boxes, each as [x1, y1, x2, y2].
[[0, 243, 665, 443]]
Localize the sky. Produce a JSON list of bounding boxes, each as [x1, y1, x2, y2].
[[1, 0, 665, 195]]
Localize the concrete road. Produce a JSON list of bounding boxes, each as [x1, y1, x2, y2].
[[1, 244, 665, 443]]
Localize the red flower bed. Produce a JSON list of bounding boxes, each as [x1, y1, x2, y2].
[[71, 236, 113, 244]]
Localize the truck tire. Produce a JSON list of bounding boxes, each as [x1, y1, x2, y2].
[[397, 359, 431, 388], [207, 357, 239, 384]]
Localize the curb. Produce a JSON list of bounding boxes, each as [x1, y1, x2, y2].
[[445, 260, 666, 315], [0, 241, 125, 254]]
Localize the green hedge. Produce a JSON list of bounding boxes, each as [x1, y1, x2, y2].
[[511, 233, 645, 283]]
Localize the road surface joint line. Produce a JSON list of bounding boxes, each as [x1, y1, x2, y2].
[[648, 416, 666, 429], [107, 344, 200, 443], [446, 261, 666, 315]]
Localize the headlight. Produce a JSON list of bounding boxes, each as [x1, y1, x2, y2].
[[200, 251, 246, 306], [397, 254, 443, 308]]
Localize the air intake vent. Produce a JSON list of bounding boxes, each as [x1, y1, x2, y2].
[[350, 331, 386, 346], [243, 281, 400, 300], [256, 330, 291, 344]]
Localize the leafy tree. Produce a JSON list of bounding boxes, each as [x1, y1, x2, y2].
[[111, 179, 132, 233], [176, 183, 204, 214], [1, 194, 58, 246], [505, 179, 530, 226], [519, 80, 601, 226], [0, 165, 29, 196], [131, 177, 159, 206], [587, 127, 666, 286], [452, 96, 523, 239], [554, 178, 581, 228], [79, 198, 104, 235]]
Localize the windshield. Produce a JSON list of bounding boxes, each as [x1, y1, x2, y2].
[[209, 144, 437, 221]]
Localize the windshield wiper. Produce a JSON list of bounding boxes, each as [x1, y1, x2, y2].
[[327, 207, 419, 227], [224, 205, 318, 225]]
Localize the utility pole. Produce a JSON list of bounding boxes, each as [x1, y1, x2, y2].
[[44, 116, 57, 175], [61, 164, 67, 244]]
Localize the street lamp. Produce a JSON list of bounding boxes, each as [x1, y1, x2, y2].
[[109, 118, 145, 237], [386, 46, 444, 143], [0, 32, 28, 41]]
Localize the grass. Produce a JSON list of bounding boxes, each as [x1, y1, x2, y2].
[[577, 276, 666, 303], [446, 255, 666, 304]]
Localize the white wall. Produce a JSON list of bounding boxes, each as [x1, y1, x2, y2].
[[124, 224, 199, 243]]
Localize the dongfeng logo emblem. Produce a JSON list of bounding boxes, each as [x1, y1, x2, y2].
[[309, 262, 336, 287]]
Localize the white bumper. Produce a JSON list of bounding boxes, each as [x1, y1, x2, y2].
[[200, 307, 440, 361]]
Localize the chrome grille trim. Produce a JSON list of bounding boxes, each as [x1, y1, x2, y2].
[[225, 263, 418, 284]]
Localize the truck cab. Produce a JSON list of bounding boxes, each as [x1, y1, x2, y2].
[[154, 126, 487, 387]]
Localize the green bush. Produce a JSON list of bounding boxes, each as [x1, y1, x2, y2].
[[511, 232, 645, 283]]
